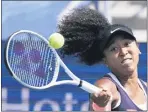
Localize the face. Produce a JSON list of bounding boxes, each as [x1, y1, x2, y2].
[[103, 35, 141, 76]]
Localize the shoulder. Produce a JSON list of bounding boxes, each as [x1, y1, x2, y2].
[[140, 79, 147, 86], [143, 81, 147, 86], [95, 77, 115, 89], [95, 77, 118, 95], [94, 76, 120, 105]]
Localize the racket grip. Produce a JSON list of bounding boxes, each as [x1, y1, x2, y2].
[[79, 80, 102, 94]]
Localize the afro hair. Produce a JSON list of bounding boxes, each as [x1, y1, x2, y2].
[[57, 7, 111, 65]]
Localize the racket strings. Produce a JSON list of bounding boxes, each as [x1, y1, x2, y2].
[[7, 32, 58, 87]]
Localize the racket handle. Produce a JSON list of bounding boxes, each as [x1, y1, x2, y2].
[[79, 80, 102, 94]]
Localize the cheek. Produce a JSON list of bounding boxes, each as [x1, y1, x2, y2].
[[105, 55, 120, 66], [132, 51, 140, 64], [130, 47, 140, 62]]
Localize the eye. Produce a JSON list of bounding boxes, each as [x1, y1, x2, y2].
[[110, 47, 118, 52], [124, 41, 131, 47]]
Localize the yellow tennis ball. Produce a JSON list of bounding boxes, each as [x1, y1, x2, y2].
[[49, 33, 65, 49]]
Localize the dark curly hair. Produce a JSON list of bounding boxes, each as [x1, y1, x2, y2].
[[57, 7, 110, 65]]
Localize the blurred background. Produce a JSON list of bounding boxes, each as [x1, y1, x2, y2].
[[2, 1, 147, 111]]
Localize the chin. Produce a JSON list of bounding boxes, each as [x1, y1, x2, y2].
[[123, 66, 135, 75]]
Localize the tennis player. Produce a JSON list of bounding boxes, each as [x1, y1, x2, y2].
[[58, 7, 147, 111]]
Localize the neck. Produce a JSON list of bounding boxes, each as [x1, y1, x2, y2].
[[113, 70, 139, 87]]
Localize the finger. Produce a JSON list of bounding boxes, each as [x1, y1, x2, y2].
[[99, 91, 109, 98], [91, 94, 98, 102], [94, 93, 99, 97]]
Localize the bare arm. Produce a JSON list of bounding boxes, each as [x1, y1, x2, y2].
[[89, 77, 119, 111]]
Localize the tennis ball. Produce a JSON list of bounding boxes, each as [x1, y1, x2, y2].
[[49, 33, 65, 49]]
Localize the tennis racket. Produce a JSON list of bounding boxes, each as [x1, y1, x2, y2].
[[5, 30, 102, 94]]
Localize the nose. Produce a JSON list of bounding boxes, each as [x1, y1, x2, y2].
[[119, 47, 128, 56]]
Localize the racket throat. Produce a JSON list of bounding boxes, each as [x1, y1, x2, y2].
[[78, 80, 82, 87], [78, 80, 102, 94]]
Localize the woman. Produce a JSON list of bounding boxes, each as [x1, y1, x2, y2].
[[57, 7, 147, 111]]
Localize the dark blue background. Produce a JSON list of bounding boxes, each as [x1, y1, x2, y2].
[[2, 41, 147, 111]]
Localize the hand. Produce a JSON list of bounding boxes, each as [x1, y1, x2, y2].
[[91, 88, 112, 107]]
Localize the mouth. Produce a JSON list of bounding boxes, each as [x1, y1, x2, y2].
[[121, 58, 132, 64]]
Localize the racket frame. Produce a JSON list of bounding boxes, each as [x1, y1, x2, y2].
[[6, 30, 102, 94]]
